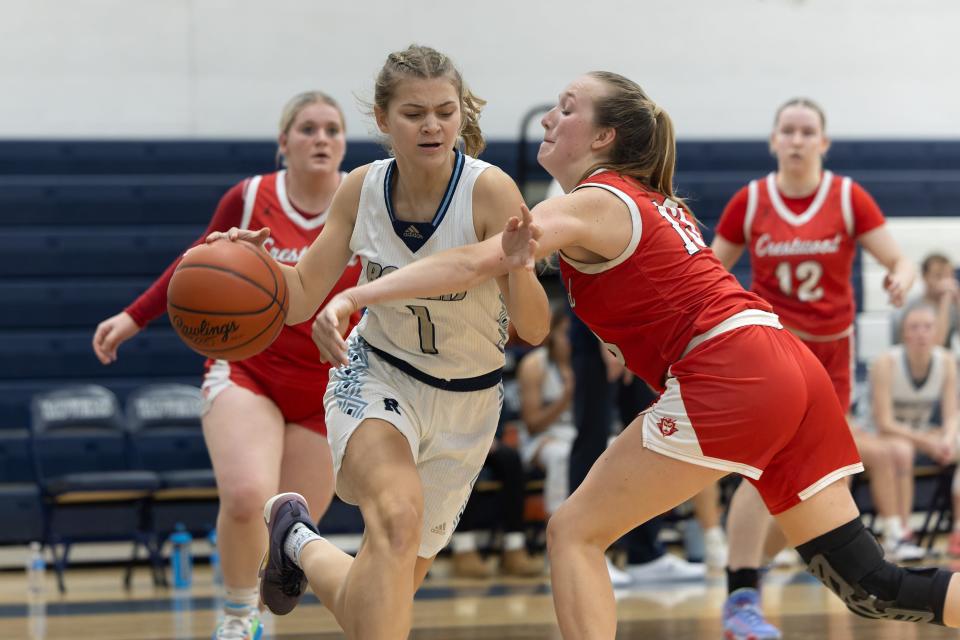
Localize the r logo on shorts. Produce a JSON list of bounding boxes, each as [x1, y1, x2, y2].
[[383, 398, 401, 414]]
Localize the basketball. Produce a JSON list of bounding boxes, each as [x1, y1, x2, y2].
[[167, 240, 289, 360]]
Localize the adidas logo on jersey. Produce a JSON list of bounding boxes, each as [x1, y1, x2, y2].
[[430, 522, 446, 535], [403, 225, 424, 240]]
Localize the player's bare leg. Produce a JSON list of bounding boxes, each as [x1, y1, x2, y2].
[[718, 473, 783, 640], [300, 419, 424, 639], [204, 387, 285, 638], [761, 522, 789, 561], [691, 483, 727, 568], [278, 422, 335, 520], [547, 418, 726, 639], [691, 483, 722, 531], [726, 482, 773, 571], [205, 388, 286, 588]]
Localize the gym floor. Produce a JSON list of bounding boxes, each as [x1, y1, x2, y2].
[[1, 556, 958, 639]]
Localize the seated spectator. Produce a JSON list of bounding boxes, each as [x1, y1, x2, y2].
[[516, 306, 575, 517], [448, 441, 544, 578], [850, 420, 927, 561], [871, 303, 960, 555], [892, 252, 960, 348]]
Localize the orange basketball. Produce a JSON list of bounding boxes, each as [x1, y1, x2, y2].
[[167, 240, 289, 361]]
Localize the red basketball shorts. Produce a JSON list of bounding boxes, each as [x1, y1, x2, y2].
[[641, 324, 862, 515], [202, 359, 330, 435], [800, 333, 855, 413]]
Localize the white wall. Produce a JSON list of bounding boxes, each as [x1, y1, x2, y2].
[[2, 0, 959, 139]]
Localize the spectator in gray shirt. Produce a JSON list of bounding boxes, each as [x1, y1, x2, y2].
[[892, 252, 960, 347]]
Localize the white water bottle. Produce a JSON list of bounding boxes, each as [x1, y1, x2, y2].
[[26, 542, 45, 596]]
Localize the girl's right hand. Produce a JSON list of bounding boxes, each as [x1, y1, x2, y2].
[[92, 311, 141, 365], [205, 227, 271, 249]]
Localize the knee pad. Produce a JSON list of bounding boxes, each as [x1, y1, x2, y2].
[[797, 518, 952, 625]]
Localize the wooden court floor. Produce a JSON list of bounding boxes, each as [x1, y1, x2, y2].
[[1, 559, 959, 639]]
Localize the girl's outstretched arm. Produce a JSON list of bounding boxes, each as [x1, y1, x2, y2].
[[313, 204, 554, 365]]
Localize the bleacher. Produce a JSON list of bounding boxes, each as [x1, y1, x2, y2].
[[2, 138, 959, 561]]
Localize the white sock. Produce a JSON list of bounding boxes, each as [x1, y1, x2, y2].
[[283, 523, 323, 569], [881, 516, 905, 543], [503, 532, 526, 552], [704, 526, 725, 543], [223, 585, 258, 617], [451, 531, 477, 554]]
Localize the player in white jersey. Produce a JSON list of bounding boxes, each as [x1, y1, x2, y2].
[[516, 305, 576, 516], [870, 303, 960, 553], [208, 45, 548, 639]]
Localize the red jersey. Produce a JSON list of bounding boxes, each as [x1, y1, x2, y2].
[[715, 172, 885, 337], [558, 172, 773, 392], [126, 171, 362, 374]]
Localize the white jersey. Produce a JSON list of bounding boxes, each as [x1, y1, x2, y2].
[[351, 150, 508, 385], [885, 345, 949, 430], [518, 347, 576, 466], [529, 347, 573, 431]]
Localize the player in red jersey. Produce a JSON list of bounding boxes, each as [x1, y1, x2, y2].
[[310, 73, 960, 639], [92, 91, 361, 640], [712, 98, 918, 639], [713, 98, 913, 411]]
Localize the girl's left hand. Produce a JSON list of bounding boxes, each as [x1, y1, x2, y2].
[[883, 272, 908, 308], [502, 204, 542, 272]]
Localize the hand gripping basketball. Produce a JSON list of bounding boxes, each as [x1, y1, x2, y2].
[[204, 226, 271, 249]]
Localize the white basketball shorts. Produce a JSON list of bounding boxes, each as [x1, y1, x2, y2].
[[323, 334, 502, 557]]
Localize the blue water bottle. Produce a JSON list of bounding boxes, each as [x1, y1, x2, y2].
[[170, 523, 193, 589]]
